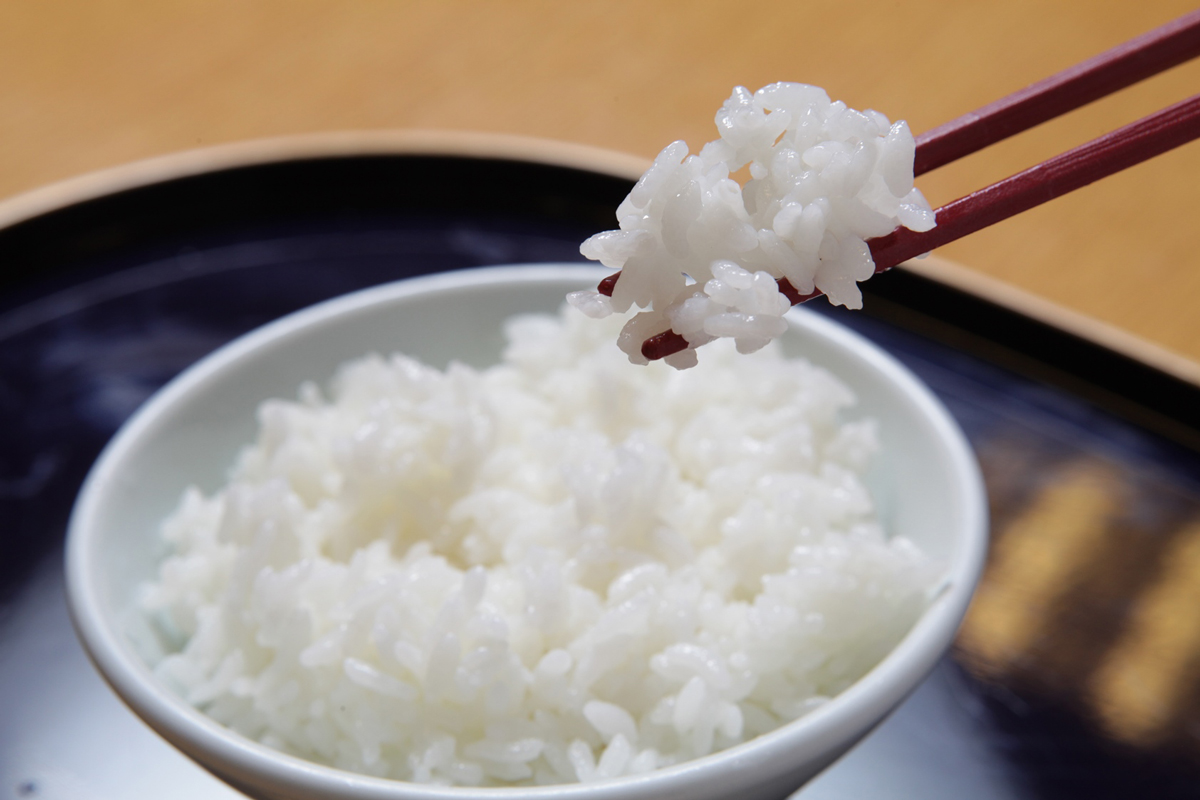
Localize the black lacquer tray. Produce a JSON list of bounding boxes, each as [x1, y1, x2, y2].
[[3, 135, 1200, 799]]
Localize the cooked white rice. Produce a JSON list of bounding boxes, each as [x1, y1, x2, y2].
[[141, 305, 935, 786], [569, 82, 935, 369]]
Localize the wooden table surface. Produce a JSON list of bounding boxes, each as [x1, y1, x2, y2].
[[2, 1, 1198, 370]]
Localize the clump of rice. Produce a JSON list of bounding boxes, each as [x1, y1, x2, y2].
[[569, 82, 935, 369], [141, 305, 936, 786]]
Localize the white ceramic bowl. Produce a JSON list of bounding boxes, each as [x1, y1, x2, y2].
[[66, 264, 987, 800]]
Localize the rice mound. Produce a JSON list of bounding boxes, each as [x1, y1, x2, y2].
[[141, 306, 936, 786], [569, 82, 935, 369]]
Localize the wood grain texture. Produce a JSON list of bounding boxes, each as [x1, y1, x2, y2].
[[2, 0, 1198, 366]]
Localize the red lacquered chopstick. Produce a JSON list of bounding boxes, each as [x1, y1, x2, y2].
[[867, 93, 1200, 278], [601, 10, 1200, 361], [913, 9, 1200, 176]]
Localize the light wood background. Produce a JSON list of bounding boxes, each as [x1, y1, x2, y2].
[[2, 1, 1198, 366]]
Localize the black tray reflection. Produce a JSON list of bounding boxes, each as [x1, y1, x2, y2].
[[828, 308, 1200, 799]]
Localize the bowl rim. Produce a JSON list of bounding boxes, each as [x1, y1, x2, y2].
[[66, 263, 988, 799]]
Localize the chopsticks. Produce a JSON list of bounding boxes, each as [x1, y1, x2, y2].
[[624, 10, 1200, 361], [912, 9, 1200, 175], [860, 95, 1200, 287]]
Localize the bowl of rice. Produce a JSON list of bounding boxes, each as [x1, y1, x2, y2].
[[66, 263, 987, 800]]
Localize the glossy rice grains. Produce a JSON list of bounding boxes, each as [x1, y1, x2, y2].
[[570, 82, 935, 368], [140, 306, 935, 786]]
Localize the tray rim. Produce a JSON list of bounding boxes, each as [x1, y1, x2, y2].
[[0, 127, 1197, 391]]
